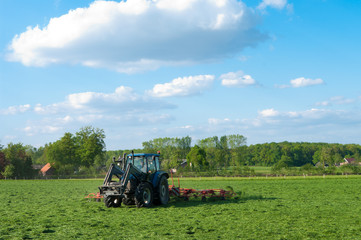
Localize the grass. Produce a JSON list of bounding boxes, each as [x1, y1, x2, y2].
[[1, 176, 361, 239], [250, 166, 272, 174]]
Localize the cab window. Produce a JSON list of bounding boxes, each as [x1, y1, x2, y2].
[[154, 157, 160, 171], [147, 156, 156, 173], [132, 156, 147, 173]]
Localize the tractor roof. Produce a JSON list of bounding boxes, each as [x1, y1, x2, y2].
[[127, 153, 160, 157]]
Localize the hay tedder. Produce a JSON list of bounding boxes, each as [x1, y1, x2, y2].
[[85, 151, 235, 207]]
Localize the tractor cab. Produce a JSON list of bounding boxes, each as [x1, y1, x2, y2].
[[126, 153, 160, 174]]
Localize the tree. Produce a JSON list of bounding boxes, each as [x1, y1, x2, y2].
[[186, 145, 208, 171], [320, 147, 332, 167], [0, 151, 6, 178], [227, 134, 247, 149], [76, 126, 106, 168], [142, 136, 192, 169], [47, 132, 79, 171], [46, 127, 106, 174], [177, 136, 192, 159], [3, 143, 34, 178], [2, 164, 15, 179]]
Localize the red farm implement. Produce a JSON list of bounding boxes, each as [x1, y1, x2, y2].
[[85, 192, 103, 202], [168, 173, 236, 201]]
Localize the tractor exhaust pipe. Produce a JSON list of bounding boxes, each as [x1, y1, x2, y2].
[[132, 150, 134, 165]]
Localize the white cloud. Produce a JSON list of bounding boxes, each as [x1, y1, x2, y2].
[[258, 0, 288, 10], [22, 115, 75, 136], [290, 77, 324, 88], [277, 77, 324, 88], [7, 0, 266, 73], [147, 75, 215, 97], [1, 85, 176, 139], [220, 70, 256, 87], [0, 104, 31, 115], [315, 96, 355, 106], [195, 107, 361, 144], [24, 125, 62, 136], [31, 86, 175, 114], [8, 86, 176, 137], [258, 108, 279, 117], [208, 118, 232, 125]]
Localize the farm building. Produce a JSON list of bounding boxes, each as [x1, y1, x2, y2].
[[40, 163, 55, 176], [170, 160, 188, 173], [339, 158, 360, 166]]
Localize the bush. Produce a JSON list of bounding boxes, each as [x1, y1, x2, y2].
[[2, 164, 15, 179]]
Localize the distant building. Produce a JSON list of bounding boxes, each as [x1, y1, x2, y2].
[[170, 160, 188, 173], [40, 163, 55, 176], [340, 158, 360, 166]]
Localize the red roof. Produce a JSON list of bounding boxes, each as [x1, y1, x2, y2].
[[345, 158, 356, 163], [40, 163, 52, 174]]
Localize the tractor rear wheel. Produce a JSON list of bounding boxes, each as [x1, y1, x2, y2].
[[135, 182, 154, 208], [158, 176, 169, 205]]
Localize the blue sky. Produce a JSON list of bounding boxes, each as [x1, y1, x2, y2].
[[1, 0, 361, 150]]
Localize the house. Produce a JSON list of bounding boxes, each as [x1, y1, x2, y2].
[[170, 160, 188, 173], [40, 163, 55, 176], [339, 158, 360, 166]]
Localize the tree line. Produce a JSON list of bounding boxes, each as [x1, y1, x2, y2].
[[0, 126, 106, 178], [142, 136, 361, 172], [1, 127, 361, 178]]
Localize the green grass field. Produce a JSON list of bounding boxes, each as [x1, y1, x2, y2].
[[250, 166, 272, 175], [1, 176, 361, 239]]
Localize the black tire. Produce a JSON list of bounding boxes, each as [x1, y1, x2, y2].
[[135, 182, 154, 208], [113, 197, 121, 208], [158, 176, 169, 205], [105, 196, 121, 208], [122, 196, 135, 206], [104, 196, 113, 208]]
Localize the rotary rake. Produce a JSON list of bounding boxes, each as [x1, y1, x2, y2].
[[85, 192, 103, 202], [168, 173, 236, 201]]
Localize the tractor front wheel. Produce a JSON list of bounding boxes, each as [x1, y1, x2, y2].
[[104, 196, 121, 208], [135, 182, 154, 208], [104, 196, 114, 208], [113, 197, 121, 208]]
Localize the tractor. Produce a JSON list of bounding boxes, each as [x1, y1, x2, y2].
[[99, 151, 169, 208]]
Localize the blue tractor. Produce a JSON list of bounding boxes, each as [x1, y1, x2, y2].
[[99, 151, 169, 208]]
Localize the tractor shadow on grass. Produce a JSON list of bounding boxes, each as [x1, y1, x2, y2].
[[162, 192, 277, 208]]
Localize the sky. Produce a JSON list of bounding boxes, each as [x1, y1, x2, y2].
[[1, 0, 361, 150]]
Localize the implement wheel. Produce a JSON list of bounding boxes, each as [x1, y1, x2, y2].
[[135, 182, 154, 208]]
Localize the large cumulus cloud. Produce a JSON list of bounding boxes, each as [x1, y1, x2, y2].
[[7, 0, 266, 73]]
